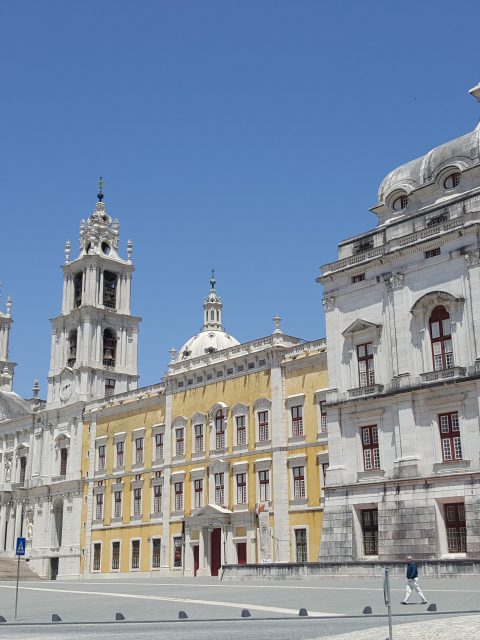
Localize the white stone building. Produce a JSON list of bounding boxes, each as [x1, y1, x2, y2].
[[0, 193, 140, 578], [319, 85, 480, 562]]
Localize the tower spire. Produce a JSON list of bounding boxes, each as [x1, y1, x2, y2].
[[203, 270, 223, 330], [97, 176, 104, 202]]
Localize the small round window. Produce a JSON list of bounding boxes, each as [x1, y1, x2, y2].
[[392, 194, 409, 211], [101, 242, 111, 255], [443, 172, 461, 190]]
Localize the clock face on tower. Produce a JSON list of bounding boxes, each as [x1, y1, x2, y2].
[[59, 372, 73, 402]]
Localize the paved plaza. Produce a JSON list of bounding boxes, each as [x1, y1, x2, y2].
[[0, 575, 478, 638]]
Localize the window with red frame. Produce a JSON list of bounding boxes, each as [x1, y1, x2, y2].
[[291, 405, 304, 437], [259, 469, 270, 502], [429, 305, 454, 371], [194, 424, 204, 452], [133, 487, 142, 516], [236, 415, 246, 445], [153, 484, 162, 514], [60, 448, 68, 476], [320, 401, 327, 432], [439, 412, 462, 461], [174, 482, 184, 511], [95, 493, 104, 520], [155, 433, 164, 460], [98, 445, 106, 471], [236, 473, 247, 504], [135, 437, 144, 464], [116, 440, 124, 467], [258, 411, 269, 442], [214, 472, 224, 505], [445, 503, 466, 552], [114, 490, 122, 518], [361, 509, 378, 555], [357, 343, 375, 387], [194, 478, 203, 508], [293, 466, 306, 499], [175, 428, 184, 456], [215, 410, 225, 449], [362, 425, 380, 470]]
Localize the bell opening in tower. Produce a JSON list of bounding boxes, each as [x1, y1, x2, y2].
[[103, 328, 117, 367], [67, 329, 77, 367], [73, 272, 83, 308], [103, 271, 117, 309]]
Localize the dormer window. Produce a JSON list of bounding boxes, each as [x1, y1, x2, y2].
[[443, 172, 461, 190], [392, 194, 409, 211], [354, 237, 374, 255]]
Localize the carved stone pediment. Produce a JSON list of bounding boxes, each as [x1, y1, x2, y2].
[[342, 319, 381, 336], [0, 391, 32, 422]]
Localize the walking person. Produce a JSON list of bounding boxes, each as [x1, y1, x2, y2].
[[401, 555, 427, 605]]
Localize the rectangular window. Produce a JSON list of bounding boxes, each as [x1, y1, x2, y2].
[[152, 538, 161, 569], [95, 493, 104, 520], [293, 466, 306, 499], [321, 462, 329, 487], [175, 428, 185, 456], [354, 237, 374, 254], [425, 247, 441, 259], [174, 482, 184, 511], [98, 445, 106, 471], [194, 424, 204, 453], [133, 487, 142, 516], [445, 503, 467, 553], [430, 308, 454, 371], [173, 536, 183, 568], [105, 378, 115, 397], [236, 415, 246, 445], [236, 473, 247, 504], [116, 440, 124, 467], [259, 470, 270, 502], [215, 421, 225, 449], [131, 540, 140, 569], [352, 273, 366, 283], [295, 529, 307, 562], [114, 490, 122, 518], [439, 412, 462, 461], [153, 484, 162, 514], [135, 437, 144, 464], [155, 433, 164, 460], [194, 478, 203, 508], [361, 509, 378, 555], [215, 472, 225, 506], [258, 411, 269, 442], [362, 425, 380, 470], [93, 543, 101, 571], [357, 342, 374, 387], [59, 449, 68, 476], [111, 541, 120, 570], [320, 401, 327, 432], [291, 405, 304, 437]]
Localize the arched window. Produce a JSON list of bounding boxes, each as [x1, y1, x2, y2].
[[429, 305, 453, 371], [67, 330, 77, 367], [103, 328, 117, 367], [103, 271, 117, 309], [215, 409, 225, 449], [73, 272, 83, 308]]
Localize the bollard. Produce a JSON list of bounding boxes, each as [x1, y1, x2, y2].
[[51, 614, 62, 622], [383, 568, 393, 640], [298, 608, 308, 617], [241, 609, 251, 618], [362, 606, 373, 615], [427, 604, 437, 612], [115, 613, 126, 620], [178, 611, 188, 619]]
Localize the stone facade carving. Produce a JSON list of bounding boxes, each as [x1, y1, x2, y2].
[[322, 296, 335, 311], [464, 249, 480, 266]]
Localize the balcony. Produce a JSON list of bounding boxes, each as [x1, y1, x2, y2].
[[420, 367, 466, 383], [348, 384, 384, 399]]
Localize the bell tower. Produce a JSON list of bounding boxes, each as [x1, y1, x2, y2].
[[47, 184, 141, 405], [0, 295, 15, 391]]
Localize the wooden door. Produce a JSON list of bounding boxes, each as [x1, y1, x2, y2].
[[193, 545, 199, 577], [237, 542, 247, 565], [210, 528, 221, 576]]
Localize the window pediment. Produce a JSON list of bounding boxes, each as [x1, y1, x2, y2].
[[342, 319, 381, 337], [410, 291, 464, 316]]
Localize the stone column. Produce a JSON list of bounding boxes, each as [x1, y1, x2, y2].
[[0, 503, 7, 550], [161, 389, 173, 571], [184, 528, 193, 576], [14, 503, 23, 540], [198, 527, 206, 572]]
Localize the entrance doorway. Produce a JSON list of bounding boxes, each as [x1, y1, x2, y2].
[[210, 528, 221, 576], [237, 542, 247, 565], [193, 545, 199, 577], [50, 557, 59, 580]]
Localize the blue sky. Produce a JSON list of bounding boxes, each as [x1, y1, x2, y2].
[[1, 1, 479, 398]]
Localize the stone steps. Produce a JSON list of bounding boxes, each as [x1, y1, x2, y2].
[[0, 556, 43, 581]]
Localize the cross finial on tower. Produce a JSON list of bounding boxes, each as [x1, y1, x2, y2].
[[97, 176, 104, 202], [210, 268, 216, 290]]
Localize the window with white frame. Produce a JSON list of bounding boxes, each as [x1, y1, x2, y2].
[[97, 445, 106, 471], [291, 405, 304, 437], [113, 490, 122, 518], [295, 528, 307, 562], [95, 493, 104, 520], [236, 472, 247, 504], [153, 484, 162, 514], [293, 466, 306, 499], [258, 411, 269, 442], [135, 437, 144, 464], [215, 472, 225, 505], [429, 305, 454, 370], [362, 426, 380, 470], [215, 410, 225, 449], [194, 478, 203, 508], [259, 469, 270, 502], [194, 424, 204, 453], [320, 401, 327, 432], [133, 487, 142, 516], [236, 415, 246, 445], [155, 433, 164, 460], [174, 481, 184, 511], [175, 428, 185, 456], [439, 412, 462, 461], [116, 440, 124, 467], [357, 342, 375, 387]]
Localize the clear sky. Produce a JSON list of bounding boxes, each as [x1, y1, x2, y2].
[[1, 0, 480, 399]]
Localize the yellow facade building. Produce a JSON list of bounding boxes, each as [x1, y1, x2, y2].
[[80, 278, 328, 576]]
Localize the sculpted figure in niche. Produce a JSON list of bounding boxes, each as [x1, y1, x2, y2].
[[25, 507, 34, 540], [4, 457, 12, 482]]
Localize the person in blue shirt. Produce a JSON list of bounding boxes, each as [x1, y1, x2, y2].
[[401, 555, 428, 605]]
